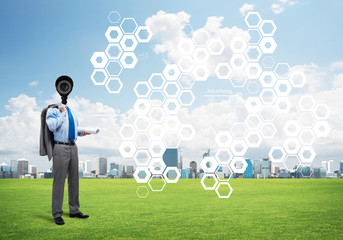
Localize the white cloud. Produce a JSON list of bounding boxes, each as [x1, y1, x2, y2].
[[29, 80, 39, 87], [271, 0, 298, 14], [239, 3, 255, 16]]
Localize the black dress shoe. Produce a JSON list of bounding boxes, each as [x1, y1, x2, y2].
[[54, 217, 65, 225], [69, 212, 89, 218]]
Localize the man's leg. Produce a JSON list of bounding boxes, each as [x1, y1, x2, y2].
[[68, 144, 80, 214], [52, 144, 70, 219]]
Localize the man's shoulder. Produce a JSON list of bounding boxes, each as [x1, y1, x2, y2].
[[46, 105, 60, 116]]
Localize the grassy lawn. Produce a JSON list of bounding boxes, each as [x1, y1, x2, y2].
[[0, 178, 342, 239]]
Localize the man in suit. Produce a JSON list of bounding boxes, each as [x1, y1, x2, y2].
[[46, 103, 90, 225]]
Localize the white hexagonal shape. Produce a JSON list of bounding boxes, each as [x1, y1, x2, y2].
[[259, 37, 277, 54], [259, 20, 277, 36], [163, 98, 181, 115], [178, 90, 195, 106], [248, 29, 262, 44], [134, 81, 151, 98], [201, 173, 218, 190], [91, 69, 109, 86], [135, 26, 152, 43], [215, 148, 233, 165], [105, 26, 123, 43], [148, 124, 166, 141], [230, 54, 248, 71], [274, 63, 291, 79], [289, 71, 307, 88], [134, 99, 151, 115], [245, 63, 262, 79], [298, 112, 316, 128], [163, 167, 181, 183], [230, 156, 248, 173], [192, 65, 210, 81], [283, 155, 301, 171], [207, 38, 225, 55], [259, 71, 277, 87], [245, 46, 262, 62], [245, 114, 262, 130], [178, 124, 196, 141], [230, 122, 248, 139], [245, 131, 263, 147], [134, 167, 151, 183], [106, 61, 123, 77], [177, 38, 196, 55], [215, 63, 233, 80], [119, 124, 136, 140], [148, 158, 166, 175], [268, 146, 286, 163], [245, 97, 263, 114], [133, 150, 151, 166], [244, 12, 262, 28], [230, 140, 248, 156], [298, 146, 316, 163], [260, 123, 277, 138], [192, 30, 210, 46], [215, 131, 233, 147], [215, 164, 233, 181], [230, 37, 248, 54], [163, 82, 181, 98], [108, 11, 121, 24], [148, 174, 166, 192], [90, 52, 108, 68], [178, 73, 195, 89], [120, 52, 138, 69], [230, 71, 247, 87], [192, 47, 210, 64], [215, 182, 233, 199], [298, 129, 316, 145], [148, 73, 166, 89], [134, 133, 151, 149], [163, 116, 181, 132], [283, 120, 301, 137], [313, 104, 330, 120], [259, 89, 277, 105], [148, 107, 166, 123], [298, 95, 315, 111], [177, 56, 195, 72], [274, 80, 292, 96], [148, 141, 166, 158], [274, 97, 292, 114], [313, 121, 331, 137], [201, 156, 219, 173], [259, 105, 276, 124], [283, 138, 301, 154], [262, 56, 276, 69], [136, 186, 149, 198], [148, 90, 166, 106], [105, 44, 123, 60], [299, 165, 313, 178], [120, 35, 138, 51], [120, 17, 138, 34], [163, 133, 181, 148], [105, 77, 123, 94], [134, 116, 151, 132], [163, 64, 181, 80], [119, 141, 136, 158], [246, 82, 260, 94]]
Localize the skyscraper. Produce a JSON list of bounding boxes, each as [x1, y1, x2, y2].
[[10, 160, 18, 178], [253, 159, 261, 178], [340, 161, 343, 173], [243, 159, 253, 178], [203, 149, 210, 158], [110, 162, 119, 171], [17, 159, 28, 177], [163, 148, 178, 167], [321, 161, 328, 170], [261, 158, 271, 178], [182, 169, 190, 179], [85, 160, 92, 173], [126, 165, 134, 178], [29, 165, 37, 178], [327, 160, 334, 173], [79, 161, 85, 171], [96, 157, 107, 176], [190, 161, 197, 178]]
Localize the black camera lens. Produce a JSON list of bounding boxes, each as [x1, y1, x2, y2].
[[55, 75, 73, 104], [60, 82, 69, 92]]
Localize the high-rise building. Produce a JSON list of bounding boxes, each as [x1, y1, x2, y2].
[[243, 159, 253, 178], [85, 160, 92, 173], [182, 169, 190, 179], [313, 168, 321, 178], [321, 161, 328, 170], [28, 165, 37, 178], [320, 168, 327, 178], [253, 159, 261, 178], [17, 159, 28, 177], [96, 157, 107, 176], [190, 161, 197, 178], [10, 160, 18, 178], [0, 163, 10, 172], [110, 162, 119, 171], [178, 147, 183, 170], [340, 161, 343, 173], [126, 165, 134, 178], [327, 160, 334, 173], [261, 158, 271, 178], [163, 148, 178, 167], [203, 149, 210, 158], [79, 161, 85, 170]]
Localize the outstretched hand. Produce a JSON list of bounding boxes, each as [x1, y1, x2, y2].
[[81, 130, 91, 136]]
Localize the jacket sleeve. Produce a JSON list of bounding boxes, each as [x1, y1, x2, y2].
[[46, 108, 67, 132]]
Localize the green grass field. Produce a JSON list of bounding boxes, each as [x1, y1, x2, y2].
[[0, 179, 342, 240]]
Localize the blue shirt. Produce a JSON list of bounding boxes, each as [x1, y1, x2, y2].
[[46, 106, 82, 143]]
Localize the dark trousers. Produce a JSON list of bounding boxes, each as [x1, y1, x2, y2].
[[52, 144, 80, 219]]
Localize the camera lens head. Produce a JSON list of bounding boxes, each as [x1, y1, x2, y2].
[[55, 75, 73, 104]]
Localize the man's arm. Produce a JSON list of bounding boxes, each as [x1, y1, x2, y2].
[[46, 106, 67, 132]]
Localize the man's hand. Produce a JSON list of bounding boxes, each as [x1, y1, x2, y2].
[[59, 105, 67, 113], [81, 130, 91, 136]]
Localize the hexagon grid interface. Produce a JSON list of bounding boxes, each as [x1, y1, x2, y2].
[[201, 156, 219, 173]]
